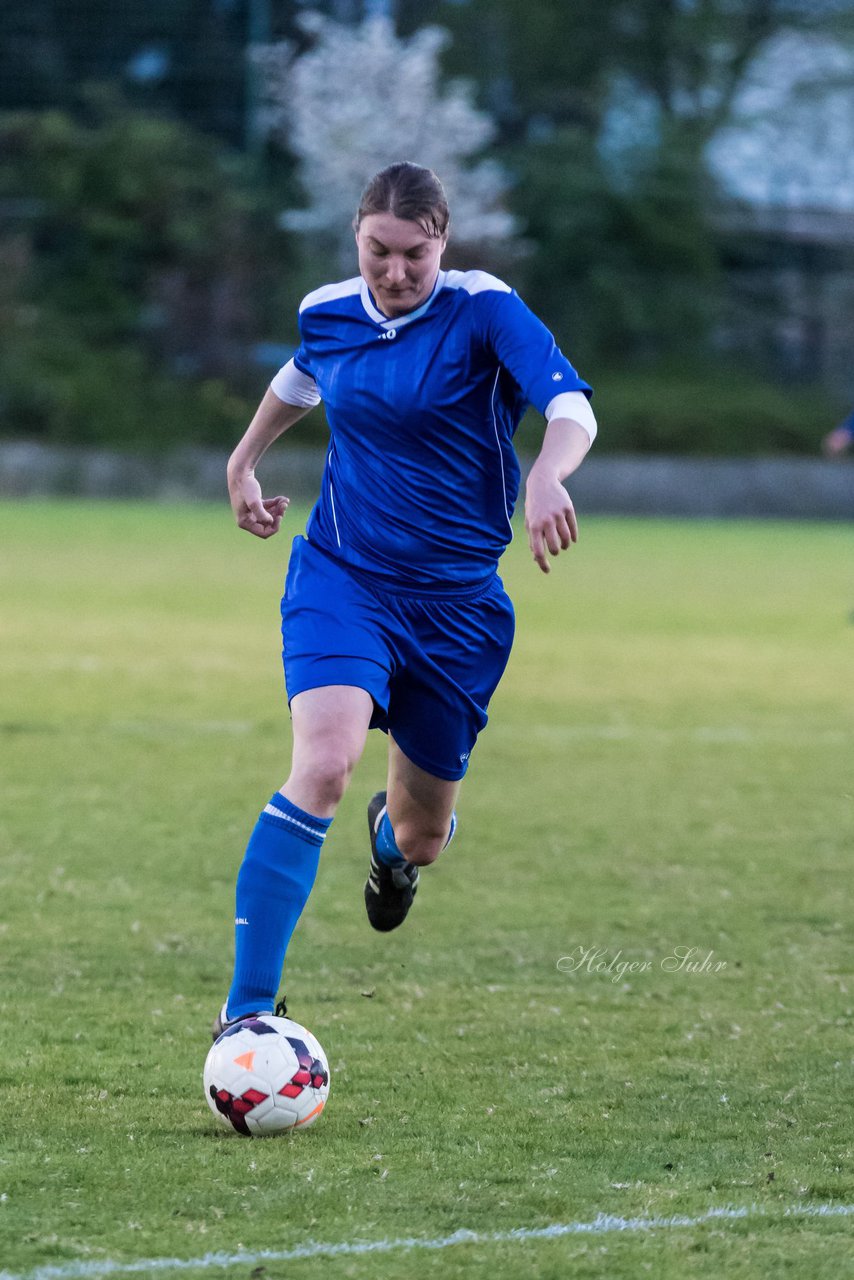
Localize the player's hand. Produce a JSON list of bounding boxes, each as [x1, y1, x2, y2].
[[229, 472, 288, 539], [823, 427, 853, 457], [524, 466, 578, 574]]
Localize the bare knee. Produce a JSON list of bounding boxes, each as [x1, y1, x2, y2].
[[393, 819, 447, 867], [311, 755, 356, 809], [286, 687, 372, 817], [287, 743, 360, 814]]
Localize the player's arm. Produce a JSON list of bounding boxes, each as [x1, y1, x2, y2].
[[228, 360, 320, 539], [477, 286, 597, 573], [525, 396, 596, 574]]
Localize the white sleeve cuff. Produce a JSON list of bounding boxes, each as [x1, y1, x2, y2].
[[545, 390, 597, 445], [270, 358, 322, 408]]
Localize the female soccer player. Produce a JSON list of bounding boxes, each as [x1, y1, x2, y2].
[[214, 162, 597, 1036]]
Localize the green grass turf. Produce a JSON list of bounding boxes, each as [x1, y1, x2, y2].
[[0, 500, 852, 1279]]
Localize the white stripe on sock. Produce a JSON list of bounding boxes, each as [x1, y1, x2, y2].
[[263, 803, 328, 841]]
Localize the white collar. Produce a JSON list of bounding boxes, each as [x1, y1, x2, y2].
[[360, 270, 446, 330]]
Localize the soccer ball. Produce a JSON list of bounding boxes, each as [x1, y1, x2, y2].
[[203, 1015, 330, 1136]]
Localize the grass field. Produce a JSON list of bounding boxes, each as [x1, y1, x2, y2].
[[1, 500, 852, 1280]]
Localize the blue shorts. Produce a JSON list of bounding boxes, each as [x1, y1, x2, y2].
[[280, 536, 515, 781]]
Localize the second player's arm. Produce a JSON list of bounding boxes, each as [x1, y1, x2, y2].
[[525, 416, 592, 574], [227, 390, 311, 539]]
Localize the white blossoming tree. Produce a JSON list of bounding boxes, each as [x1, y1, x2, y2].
[[253, 13, 515, 263], [706, 30, 854, 213]]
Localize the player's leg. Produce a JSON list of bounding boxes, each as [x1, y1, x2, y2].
[[364, 743, 459, 933], [385, 739, 459, 864], [216, 536, 393, 1034], [285, 684, 375, 816], [363, 578, 515, 933], [219, 684, 373, 1032]]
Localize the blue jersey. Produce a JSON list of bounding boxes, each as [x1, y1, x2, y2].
[[291, 269, 591, 590]]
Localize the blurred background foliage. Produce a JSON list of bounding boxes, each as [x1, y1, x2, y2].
[[1, 0, 852, 454]]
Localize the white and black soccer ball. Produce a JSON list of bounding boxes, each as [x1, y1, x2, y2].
[[204, 1015, 330, 1136]]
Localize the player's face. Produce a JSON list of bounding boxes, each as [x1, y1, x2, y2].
[[356, 213, 447, 318]]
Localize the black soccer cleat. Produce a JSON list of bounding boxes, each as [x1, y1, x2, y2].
[[210, 996, 288, 1042], [364, 790, 419, 932]]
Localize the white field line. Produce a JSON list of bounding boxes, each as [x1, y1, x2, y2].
[[3, 1202, 854, 1280]]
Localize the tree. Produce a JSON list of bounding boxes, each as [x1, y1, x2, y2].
[[0, 0, 310, 146], [398, 0, 617, 140], [0, 94, 291, 446], [706, 27, 854, 210], [401, 0, 854, 364], [254, 12, 515, 264]]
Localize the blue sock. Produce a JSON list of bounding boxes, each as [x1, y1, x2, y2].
[[374, 806, 457, 867], [227, 793, 332, 1020]]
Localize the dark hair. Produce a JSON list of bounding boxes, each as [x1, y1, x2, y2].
[[355, 162, 450, 238]]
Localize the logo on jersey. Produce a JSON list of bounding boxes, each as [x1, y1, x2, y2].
[[378, 328, 397, 341], [551, 371, 564, 381]]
